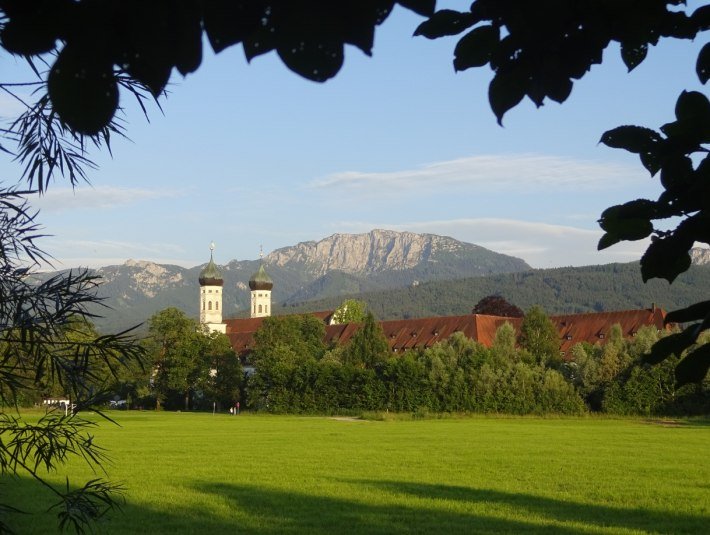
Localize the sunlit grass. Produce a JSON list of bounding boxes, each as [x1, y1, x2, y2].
[[5, 411, 710, 533]]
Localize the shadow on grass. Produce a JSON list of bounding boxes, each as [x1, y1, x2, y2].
[[4, 476, 708, 534], [352, 480, 709, 534]]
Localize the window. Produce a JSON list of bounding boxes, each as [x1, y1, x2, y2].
[[208, 301, 212, 310], [202, 301, 205, 311], [216, 302, 219, 311], [253, 304, 256, 314], [265, 305, 268, 314], [258, 304, 262, 313]]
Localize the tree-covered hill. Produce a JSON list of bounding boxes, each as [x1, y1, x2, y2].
[[279, 262, 710, 320]]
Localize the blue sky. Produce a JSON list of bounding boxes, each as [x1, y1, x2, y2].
[[1, 1, 707, 270]]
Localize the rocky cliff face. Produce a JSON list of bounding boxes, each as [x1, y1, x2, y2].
[[690, 248, 710, 266], [96, 259, 187, 299], [266, 229, 522, 275], [37, 230, 532, 332]]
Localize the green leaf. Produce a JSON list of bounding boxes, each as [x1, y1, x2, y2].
[[398, 0, 436, 17], [414, 9, 473, 38], [276, 39, 344, 82], [454, 25, 499, 71], [599, 126, 662, 154], [597, 232, 621, 251], [640, 237, 692, 283], [620, 42, 647, 72], [660, 155, 693, 192], [243, 31, 276, 63], [48, 46, 118, 136], [675, 343, 710, 386], [666, 301, 710, 324], [0, 15, 58, 56], [601, 199, 658, 220], [488, 68, 527, 126], [697, 42, 710, 84], [603, 218, 652, 241], [204, 1, 265, 54], [691, 4, 710, 31], [639, 149, 665, 176], [675, 90, 710, 124], [644, 329, 696, 365], [173, 1, 203, 76], [598, 200, 655, 242], [544, 76, 573, 104]]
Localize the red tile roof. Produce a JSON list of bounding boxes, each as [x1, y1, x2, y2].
[[222, 307, 669, 360]]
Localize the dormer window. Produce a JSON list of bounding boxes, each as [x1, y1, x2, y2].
[[565, 335, 573, 340], [598, 333, 605, 339]]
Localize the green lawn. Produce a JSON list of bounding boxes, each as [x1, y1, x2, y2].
[[5, 412, 710, 534]]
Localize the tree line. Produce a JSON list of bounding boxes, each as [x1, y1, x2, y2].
[[245, 308, 709, 416], [18, 305, 707, 417]]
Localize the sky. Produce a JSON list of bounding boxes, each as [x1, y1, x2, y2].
[[1, 1, 707, 271]]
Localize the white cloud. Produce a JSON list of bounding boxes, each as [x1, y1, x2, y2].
[[30, 186, 183, 214], [309, 154, 644, 198], [332, 217, 649, 269]]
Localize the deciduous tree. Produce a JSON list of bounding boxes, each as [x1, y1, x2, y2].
[[331, 299, 368, 325], [473, 295, 523, 318], [519, 306, 561, 368]]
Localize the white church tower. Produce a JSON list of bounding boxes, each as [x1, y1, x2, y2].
[[199, 242, 226, 334], [249, 250, 273, 318]]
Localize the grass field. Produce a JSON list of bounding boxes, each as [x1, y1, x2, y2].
[[5, 412, 710, 534]]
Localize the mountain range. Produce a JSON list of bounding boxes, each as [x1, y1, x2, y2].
[[40, 230, 531, 332], [34, 230, 709, 333]]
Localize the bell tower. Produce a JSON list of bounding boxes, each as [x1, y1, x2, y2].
[[199, 242, 226, 334], [249, 248, 273, 318]]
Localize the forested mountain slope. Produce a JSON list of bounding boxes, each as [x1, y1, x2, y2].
[[279, 263, 710, 319]]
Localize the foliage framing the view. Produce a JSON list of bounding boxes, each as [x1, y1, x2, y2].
[[2, 1, 705, 384], [0, 1, 708, 528], [0, 187, 146, 532], [414, 0, 709, 384]]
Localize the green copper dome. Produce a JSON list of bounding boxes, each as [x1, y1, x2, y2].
[[249, 263, 273, 291], [199, 253, 223, 287]]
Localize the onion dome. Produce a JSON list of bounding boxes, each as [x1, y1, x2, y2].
[[249, 263, 273, 291], [199, 246, 223, 287]]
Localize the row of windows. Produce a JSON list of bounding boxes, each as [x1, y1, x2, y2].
[[253, 304, 268, 314], [202, 300, 220, 311], [202, 289, 220, 294]]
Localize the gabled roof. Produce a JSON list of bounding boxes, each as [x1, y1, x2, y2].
[[221, 307, 669, 360], [550, 308, 666, 354]]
